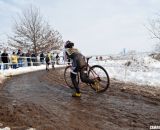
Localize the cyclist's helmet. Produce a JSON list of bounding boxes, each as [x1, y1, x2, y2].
[[65, 40, 74, 48]]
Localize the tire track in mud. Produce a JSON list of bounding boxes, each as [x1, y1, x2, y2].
[[0, 68, 160, 130]]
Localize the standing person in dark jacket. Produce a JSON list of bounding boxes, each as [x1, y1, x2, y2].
[[40, 52, 45, 64], [1, 49, 9, 70], [26, 50, 31, 66], [31, 52, 36, 66], [56, 54, 60, 65], [65, 40, 99, 97], [17, 49, 23, 67]]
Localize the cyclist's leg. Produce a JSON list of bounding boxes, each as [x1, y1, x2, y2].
[[46, 62, 49, 71], [80, 67, 95, 84], [70, 71, 80, 93]]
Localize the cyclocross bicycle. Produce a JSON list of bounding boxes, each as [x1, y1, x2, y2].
[[64, 56, 110, 93]]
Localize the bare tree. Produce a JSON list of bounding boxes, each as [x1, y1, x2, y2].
[[9, 6, 63, 55], [147, 14, 160, 53]]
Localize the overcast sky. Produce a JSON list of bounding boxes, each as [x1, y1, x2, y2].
[[0, 0, 160, 55]]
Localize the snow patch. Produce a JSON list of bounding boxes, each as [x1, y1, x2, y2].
[[0, 127, 10, 130], [92, 53, 160, 87]]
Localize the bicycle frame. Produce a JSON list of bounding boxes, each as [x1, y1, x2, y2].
[[86, 57, 99, 80], [89, 68, 100, 80]]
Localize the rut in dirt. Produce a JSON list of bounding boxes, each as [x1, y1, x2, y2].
[[0, 68, 160, 130]]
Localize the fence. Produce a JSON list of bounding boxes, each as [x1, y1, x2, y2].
[[0, 55, 65, 71]]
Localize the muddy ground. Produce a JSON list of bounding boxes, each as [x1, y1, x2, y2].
[[0, 67, 160, 130]]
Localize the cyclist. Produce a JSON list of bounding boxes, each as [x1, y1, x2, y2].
[[64, 40, 99, 97], [45, 52, 51, 71]]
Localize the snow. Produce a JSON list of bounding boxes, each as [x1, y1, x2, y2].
[[0, 127, 36, 130], [0, 127, 10, 130], [90, 53, 160, 87], [0, 64, 65, 77]]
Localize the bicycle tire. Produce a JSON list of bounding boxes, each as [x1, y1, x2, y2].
[[88, 65, 110, 93], [64, 66, 79, 89]]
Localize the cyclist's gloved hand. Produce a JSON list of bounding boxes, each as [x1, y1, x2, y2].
[[71, 67, 78, 75], [71, 66, 76, 70], [71, 70, 77, 75]]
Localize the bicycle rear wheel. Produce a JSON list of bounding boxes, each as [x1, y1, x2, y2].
[[88, 65, 110, 93], [64, 66, 79, 89]]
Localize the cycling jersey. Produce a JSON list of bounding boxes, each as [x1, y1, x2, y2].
[[65, 48, 86, 71]]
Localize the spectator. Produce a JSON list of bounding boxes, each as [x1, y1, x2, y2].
[[26, 50, 31, 66], [17, 49, 23, 67], [99, 56, 103, 61], [11, 51, 18, 69], [51, 53, 56, 69], [96, 56, 98, 61], [40, 52, 45, 64], [56, 54, 60, 65], [1, 49, 9, 70], [45, 52, 51, 71], [31, 52, 36, 66], [21, 52, 26, 66]]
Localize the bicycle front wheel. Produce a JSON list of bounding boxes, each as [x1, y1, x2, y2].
[[64, 66, 79, 89], [88, 65, 110, 93]]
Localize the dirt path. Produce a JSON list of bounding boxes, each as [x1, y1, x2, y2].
[[0, 68, 160, 130]]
